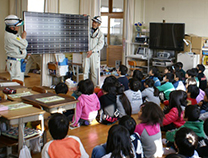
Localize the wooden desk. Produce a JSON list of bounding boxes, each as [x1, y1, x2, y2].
[[21, 93, 78, 113], [0, 106, 45, 155], [6, 88, 39, 102], [0, 86, 25, 91]]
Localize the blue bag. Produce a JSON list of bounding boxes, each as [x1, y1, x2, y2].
[[20, 59, 26, 72]]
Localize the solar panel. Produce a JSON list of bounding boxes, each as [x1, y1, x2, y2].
[[24, 11, 89, 54]]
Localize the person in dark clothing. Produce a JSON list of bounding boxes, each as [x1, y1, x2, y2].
[[97, 83, 119, 124], [117, 64, 129, 90], [197, 64, 207, 91]]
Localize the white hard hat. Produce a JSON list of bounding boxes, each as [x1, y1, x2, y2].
[[91, 16, 102, 24], [5, 15, 24, 26]]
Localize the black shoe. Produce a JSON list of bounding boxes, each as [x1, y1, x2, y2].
[[24, 75, 30, 78]]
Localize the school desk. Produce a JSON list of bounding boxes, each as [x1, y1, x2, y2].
[[21, 92, 78, 113], [0, 105, 45, 156]]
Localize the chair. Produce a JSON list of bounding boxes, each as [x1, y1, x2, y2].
[[128, 60, 137, 71], [11, 79, 24, 86], [0, 76, 8, 81], [32, 86, 48, 93]]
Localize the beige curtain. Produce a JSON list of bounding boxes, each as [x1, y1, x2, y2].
[[123, 0, 135, 64], [79, 0, 101, 18], [41, 0, 59, 86], [9, 0, 27, 17]]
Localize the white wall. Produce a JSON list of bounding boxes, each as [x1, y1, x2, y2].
[[143, 0, 208, 36], [59, 0, 79, 14], [0, 0, 9, 72]]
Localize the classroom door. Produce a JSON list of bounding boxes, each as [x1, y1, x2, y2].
[[100, 0, 124, 67]]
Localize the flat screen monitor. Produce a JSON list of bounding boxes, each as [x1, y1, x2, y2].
[[149, 23, 185, 51]]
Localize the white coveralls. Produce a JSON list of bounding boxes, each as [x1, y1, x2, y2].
[[83, 28, 104, 86], [4, 31, 28, 81]]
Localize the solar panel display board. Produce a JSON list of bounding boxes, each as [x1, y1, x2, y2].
[[24, 11, 89, 54]]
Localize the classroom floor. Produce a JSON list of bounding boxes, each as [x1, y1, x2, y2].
[[0, 72, 140, 157]]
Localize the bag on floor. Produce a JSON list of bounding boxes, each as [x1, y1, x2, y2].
[[96, 109, 119, 124], [19, 145, 32, 158]]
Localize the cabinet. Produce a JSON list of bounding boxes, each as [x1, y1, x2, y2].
[[125, 42, 152, 75], [151, 50, 175, 74]]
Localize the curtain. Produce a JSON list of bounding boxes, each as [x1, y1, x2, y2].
[[79, 0, 101, 18], [41, 0, 59, 86], [123, 0, 135, 63]]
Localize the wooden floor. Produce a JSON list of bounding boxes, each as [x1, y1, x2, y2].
[[0, 72, 140, 157]]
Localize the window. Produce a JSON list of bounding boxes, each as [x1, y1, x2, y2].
[[112, 0, 123, 12], [101, 0, 109, 12], [27, 0, 44, 12]]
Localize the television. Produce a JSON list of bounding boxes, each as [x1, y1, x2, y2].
[[149, 23, 185, 51]]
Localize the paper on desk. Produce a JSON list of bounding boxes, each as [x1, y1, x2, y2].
[[0, 82, 20, 87], [36, 96, 65, 103], [0, 104, 9, 111], [8, 91, 33, 99], [6, 102, 32, 110]]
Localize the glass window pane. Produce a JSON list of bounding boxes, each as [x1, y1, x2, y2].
[[110, 18, 123, 45], [101, 0, 109, 12], [100, 16, 108, 35], [113, 0, 123, 12], [28, 0, 44, 12]]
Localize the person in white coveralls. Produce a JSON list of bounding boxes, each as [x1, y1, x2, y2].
[[83, 16, 104, 86], [4, 15, 28, 82]]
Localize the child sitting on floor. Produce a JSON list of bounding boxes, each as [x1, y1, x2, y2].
[[147, 67, 161, 87], [102, 125, 135, 158], [117, 64, 129, 90], [198, 88, 208, 114], [97, 83, 119, 124], [91, 115, 143, 158], [116, 83, 132, 118], [166, 105, 206, 143], [55, 82, 68, 94], [186, 78, 205, 104], [175, 62, 186, 79], [173, 71, 186, 91], [186, 69, 199, 87], [132, 69, 144, 91], [42, 113, 89, 158], [187, 85, 200, 105], [157, 73, 175, 100], [71, 79, 100, 127], [174, 127, 200, 158], [197, 64, 207, 91], [135, 102, 164, 158], [142, 78, 160, 106], [162, 90, 186, 131], [124, 78, 143, 114], [97, 75, 118, 98]]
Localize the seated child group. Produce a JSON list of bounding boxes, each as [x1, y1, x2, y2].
[[42, 62, 208, 158]]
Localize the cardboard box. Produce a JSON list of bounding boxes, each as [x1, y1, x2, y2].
[[192, 36, 207, 49], [184, 35, 208, 50], [136, 60, 147, 66]]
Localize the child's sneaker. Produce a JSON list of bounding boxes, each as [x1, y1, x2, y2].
[[84, 120, 90, 126]]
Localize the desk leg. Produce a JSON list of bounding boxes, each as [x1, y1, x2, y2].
[[18, 118, 24, 153]]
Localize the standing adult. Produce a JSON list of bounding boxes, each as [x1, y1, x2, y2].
[[4, 15, 28, 82], [83, 16, 104, 86]]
